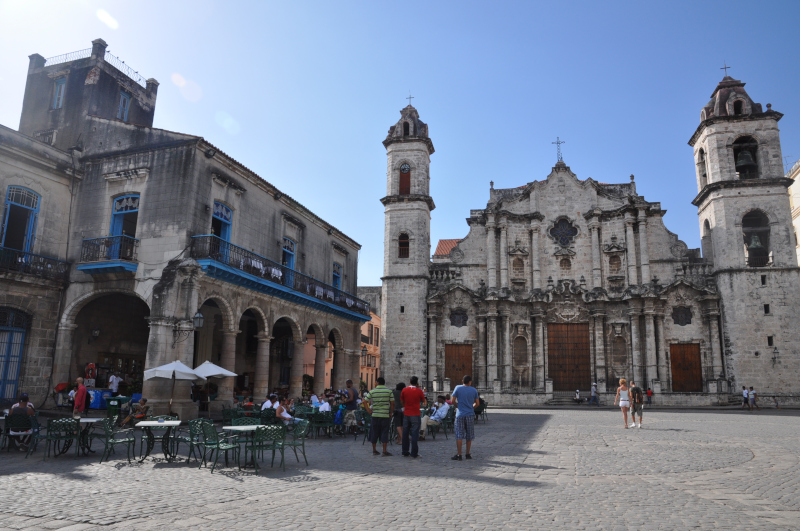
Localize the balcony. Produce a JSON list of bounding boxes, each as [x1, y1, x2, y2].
[[0, 247, 70, 283], [191, 235, 370, 321], [76, 235, 139, 274]]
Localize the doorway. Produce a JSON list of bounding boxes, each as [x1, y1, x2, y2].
[[444, 344, 473, 388], [670, 344, 702, 392], [547, 323, 591, 391]]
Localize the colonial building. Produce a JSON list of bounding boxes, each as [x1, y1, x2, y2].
[[358, 287, 382, 391], [379, 75, 800, 405], [0, 39, 370, 416]]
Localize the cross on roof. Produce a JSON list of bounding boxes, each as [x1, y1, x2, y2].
[[721, 61, 731, 76], [552, 137, 565, 162], [406, 92, 414, 106]]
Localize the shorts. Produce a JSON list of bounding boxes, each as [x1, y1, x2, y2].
[[454, 415, 476, 441], [631, 403, 643, 417], [743, 397, 748, 405], [369, 416, 391, 444], [393, 411, 404, 428], [619, 401, 630, 408]]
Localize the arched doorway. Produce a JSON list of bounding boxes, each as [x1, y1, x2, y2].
[[270, 318, 296, 394], [72, 294, 150, 396], [194, 299, 224, 367], [234, 309, 260, 399]]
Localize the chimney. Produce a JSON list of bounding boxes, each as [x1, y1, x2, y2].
[[91, 38, 108, 60], [146, 78, 160, 95], [28, 54, 46, 73]]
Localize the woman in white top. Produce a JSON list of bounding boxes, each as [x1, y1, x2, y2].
[[614, 378, 631, 429]]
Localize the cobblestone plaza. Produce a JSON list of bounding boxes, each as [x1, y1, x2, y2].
[[1, 408, 798, 530]]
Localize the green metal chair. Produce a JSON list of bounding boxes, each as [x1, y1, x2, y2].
[[172, 418, 211, 463], [199, 421, 240, 473], [280, 418, 309, 466], [24, 416, 45, 458], [222, 408, 237, 425], [4, 413, 32, 452], [245, 424, 287, 474], [440, 407, 456, 437], [310, 411, 335, 439], [231, 416, 260, 445], [479, 401, 489, 422], [90, 418, 135, 463], [260, 408, 277, 425], [474, 402, 488, 423], [354, 410, 372, 444], [42, 418, 80, 461]]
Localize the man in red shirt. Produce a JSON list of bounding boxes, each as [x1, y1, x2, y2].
[[73, 377, 88, 419], [400, 376, 426, 458]]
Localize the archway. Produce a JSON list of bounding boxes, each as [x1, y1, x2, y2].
[[194, 299, 224, 367], [302, 324, 329, 397], [232, 309, 261, 400], [328, 328, 346, 392], [72, 293, 150, 396], [269, 317, 298, 395]]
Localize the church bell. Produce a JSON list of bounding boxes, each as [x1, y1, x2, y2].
[[735, 150, 757, 171]]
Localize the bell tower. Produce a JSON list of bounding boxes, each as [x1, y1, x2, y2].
[[380, 105, 435, 386], [690, 75, 800, 393]]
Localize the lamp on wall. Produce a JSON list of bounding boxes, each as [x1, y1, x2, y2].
[[88, 328, 101, 345], [171, 312, 205, 349], [395, 352, 404, 365]]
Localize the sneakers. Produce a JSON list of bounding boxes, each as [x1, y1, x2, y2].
[[465, 454, 472, 460], [629, 423, 635, 428], [451, 454, 462, 461], [637, 424, 642, 429]]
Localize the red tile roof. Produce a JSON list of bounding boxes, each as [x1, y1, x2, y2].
[[433, 239, 461, 257]]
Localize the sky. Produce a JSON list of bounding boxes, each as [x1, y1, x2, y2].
[[1, 1, 800, 287]]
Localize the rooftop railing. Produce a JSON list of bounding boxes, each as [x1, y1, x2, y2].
[[43, 48, 147, 88], [0, 247, 70, 283], [44, 48, 91, 67], [191, 235, 370, 317]]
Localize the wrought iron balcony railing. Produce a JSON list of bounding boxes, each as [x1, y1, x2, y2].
[[191, 235, 370, 317], [0, 247, 70, 282], [80, 235, 139, 263]]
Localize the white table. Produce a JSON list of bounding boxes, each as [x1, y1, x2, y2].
[[78, 417, 103, 454], [136, 420, 181, 462], [222, 425, 260, 468]]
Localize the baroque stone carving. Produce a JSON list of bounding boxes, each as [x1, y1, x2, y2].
[[671, 306, 692, 326], [449, 309, 468, 328], [449, 246, 464, 263]]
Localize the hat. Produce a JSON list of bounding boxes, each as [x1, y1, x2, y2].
[[20, 393, 29, 400]]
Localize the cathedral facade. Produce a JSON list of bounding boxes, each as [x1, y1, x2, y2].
[[380, 76, 800, 405]]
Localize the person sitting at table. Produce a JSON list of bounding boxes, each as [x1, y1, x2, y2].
[[119, 398, 149, 427], [419, 396, 449, 441], [261, 394, 273, 410], [318, 398, 332, 412], [232, 397, 241, 408], [8, 393, 35, 451], [310, 393, 320, 406], [276, 397, 300, 425]]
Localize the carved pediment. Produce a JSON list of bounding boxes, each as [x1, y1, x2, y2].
[[603, 234, 626, 253]]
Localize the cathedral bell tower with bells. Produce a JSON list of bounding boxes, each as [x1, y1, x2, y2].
[[380, 104, 435, 386], [689, 73, 800, 392]]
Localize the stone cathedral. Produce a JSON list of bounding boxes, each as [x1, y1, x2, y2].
[[379, 75, 800, 406]]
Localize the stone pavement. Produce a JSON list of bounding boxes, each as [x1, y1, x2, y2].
[[1, 408, 798, 530]]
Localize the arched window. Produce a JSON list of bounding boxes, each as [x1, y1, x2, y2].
[[513, 336, 527, 366], [399, 164, 411, 195], [733, 100, 744, 116], [1, 186, 40, 253], [403, 122, 410, 136], [742, 211, 770, 267], [733, 136, 759, 180], [702, 220, 715, 264], [697, 149, 708, 188], [398, 233, 409, 258]]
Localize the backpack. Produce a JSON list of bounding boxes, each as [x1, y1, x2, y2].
[[632, 387, 644, 404], [333, 409, 344, 425]]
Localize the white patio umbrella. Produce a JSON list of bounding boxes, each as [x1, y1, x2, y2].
[[144, 360, 206, 414], [193, 361, 237, 416]]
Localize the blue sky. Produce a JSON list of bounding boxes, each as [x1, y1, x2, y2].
[[1, 1, 799, 286]]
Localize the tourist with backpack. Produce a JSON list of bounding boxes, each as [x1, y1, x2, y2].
[[629, 381, 644, 428]]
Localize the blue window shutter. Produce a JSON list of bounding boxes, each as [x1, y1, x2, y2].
[[24, 212, 37, 253], [53, 79, 65, 109]]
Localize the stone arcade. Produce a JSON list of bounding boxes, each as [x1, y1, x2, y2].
[[379, 75, 800, 406]]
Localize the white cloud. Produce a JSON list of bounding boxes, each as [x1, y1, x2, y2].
[[215, 111, 241, 135], [96, 9, 119, 30]]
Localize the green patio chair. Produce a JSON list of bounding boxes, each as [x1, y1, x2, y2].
[[231, 416, 260, 444], [23, 416, 45, 458], [310, 411, 335, 439], [172, 418, 211, 463], [260, 408, 277, 425], [474, 402, 488, 423], [199, 420, 240, 473], [280, 419, 309, 467], [245, 424, 287, 474], [222, 408, 237, 425], [479, 401, 489, 422], [42, 418, 80, 461], [90, 418, 135, 463], [354, 410, 372, 444], [4, 413, 32, 452], [440, 408, 456, 437]]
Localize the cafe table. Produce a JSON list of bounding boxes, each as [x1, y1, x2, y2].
[[78, 418, 103, 456], [136, 420, 181, 462], [222, 424, 258, 468]]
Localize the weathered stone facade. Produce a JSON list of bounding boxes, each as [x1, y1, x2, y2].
[[379, 76, 800, 406], [1, 39, 370, 415]]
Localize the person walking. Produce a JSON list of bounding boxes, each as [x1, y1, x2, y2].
[[587, 383, 600, 406], [73, 377, 88, 419], [749, 387, 760, 411], [614, 378, 631, 429], [108, 372, 124, 397], [451, 375, 480, 461], [400, 376, 426, 458], [364, 377, 394, 457], [629, 381, 644, 428], [741, 386, 749, 410]]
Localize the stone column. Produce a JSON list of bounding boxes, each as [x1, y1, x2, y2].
[[628, 309, 642, 385], [624, 212, 639, 285], [499, 222, 509, 289], [253, 333, 272, 399], [593, 311, 606, 391], [478, 317, 487, 387], [486, 217, 497, 289], [332, 347, 345, 391], [530, 223, 541, 289], [218, 329, 240, 403], [428, 312, 439, 386], [644, 308, 658, 387], [487, 314, 498, 382], [502, 312, 512, 383], [289, 339, 307, 397], [707, 310, 724, 380], [313, 344, 327, 396], [589, 220, 602, 288], [52, 323, 77, 387], [534, 312, 545, 390], [638, 210, 651, 283], [655, 314, 668, 388]]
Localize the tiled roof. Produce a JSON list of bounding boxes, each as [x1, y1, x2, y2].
[[433, 239, 461, 257]]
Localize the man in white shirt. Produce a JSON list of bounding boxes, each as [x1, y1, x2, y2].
[[108, 373, 123, 397], [261, 395, 273, 410], [419, 396, 449, 441], [318, 399, 332, 412], [741, 386, 749, 409]]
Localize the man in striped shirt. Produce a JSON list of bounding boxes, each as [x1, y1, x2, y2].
[[364, 377, 395, 457]]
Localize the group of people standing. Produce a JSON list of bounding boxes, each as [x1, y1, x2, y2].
[[614, 379, 646, 429], [362, 375, 480, 461]]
